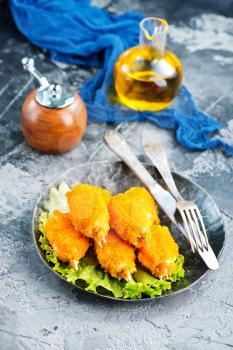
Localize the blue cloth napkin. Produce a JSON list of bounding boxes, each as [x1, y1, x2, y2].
[[9, 0, 233, 156]]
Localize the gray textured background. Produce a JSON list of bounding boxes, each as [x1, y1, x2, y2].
[[0, 0, 233, 349]]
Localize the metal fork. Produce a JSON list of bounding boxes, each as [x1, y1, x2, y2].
[[104, 131, 219, 269], [144, 144, 216, 258]]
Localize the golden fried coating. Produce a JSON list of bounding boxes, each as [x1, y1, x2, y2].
[[67, 184, 111, 245], [95, 230, 136, 281], [45, 210, 89, 269], [137, 225, 179, 278], [109, 187, 160, 246]]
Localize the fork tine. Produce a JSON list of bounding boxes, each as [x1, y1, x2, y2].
[[184, 209, 203, 251], [193, 207, 209, 249], [179, 210, 196, 253], [189, 208, 208, 251]]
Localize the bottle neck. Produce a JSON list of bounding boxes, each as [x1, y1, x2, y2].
[[139, 18, 168, 57]]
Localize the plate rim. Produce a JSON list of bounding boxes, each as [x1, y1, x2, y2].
[[32, 160, 226, 302]]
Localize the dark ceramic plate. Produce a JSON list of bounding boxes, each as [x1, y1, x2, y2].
[[32, 161, 225, 301]]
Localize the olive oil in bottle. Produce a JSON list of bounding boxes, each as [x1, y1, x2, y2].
[[114, 17, 183, 111]]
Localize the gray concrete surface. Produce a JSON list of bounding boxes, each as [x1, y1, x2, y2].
[[0, 0, 233, 349]]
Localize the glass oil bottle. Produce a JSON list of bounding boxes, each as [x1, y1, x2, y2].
[[114, 17, 183, 111]]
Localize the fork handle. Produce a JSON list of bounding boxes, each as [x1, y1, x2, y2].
[[144, 144, 182, 200]]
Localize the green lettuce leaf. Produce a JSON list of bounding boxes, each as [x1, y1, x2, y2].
[[167, 254, 185, 282], [123, 268, 172, 299], [122, 256, 185, 299], [38, 211, 48, 234], [38, 210, 185, 299]]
